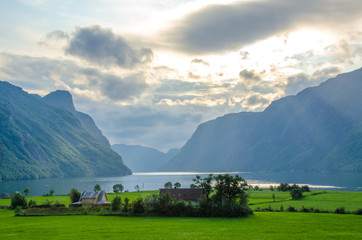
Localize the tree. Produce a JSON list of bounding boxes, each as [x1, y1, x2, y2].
[[94, 184, 101, 191], [192, 174, 213, 202], [123, 197, 129, 212], [49, 189, 55, 196], [173, 182, 181, 188], [213, 174, 248, 206], [111, 195, 122, 211], [164, 182, 172, 189], [290, 187, 303, 200], [70, 188, 81, 203], [135, 185, 140, 192], [301, 185, 310, 192], [23, 187, 30, 197], [10, 193, 27, 209], [113, 184, 124, 193]]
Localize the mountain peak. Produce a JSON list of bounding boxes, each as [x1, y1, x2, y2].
[[43, 90, 76, 112]]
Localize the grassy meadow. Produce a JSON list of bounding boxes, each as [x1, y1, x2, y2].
[[0, 209, 361, 240], [0, 189, 361, 239]]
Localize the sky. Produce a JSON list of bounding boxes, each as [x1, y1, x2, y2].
[[0, 0, 361, 152]]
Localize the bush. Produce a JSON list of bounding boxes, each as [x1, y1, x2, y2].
[[28, 200, 37, 207], [334, 207, 346, 214], [287, 206, 296, 212], [14, 206, 24, 216], [112, 195, 122, 211], [354, 208, 362, 215], [132, 197, 145, 214], [10, 193, 27, 209]]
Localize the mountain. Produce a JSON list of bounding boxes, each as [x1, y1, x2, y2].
[[111, 144, 179, 172], [161, 68, 362, 173], [42, 90, 110, 147], [0, 81, 131, 182]]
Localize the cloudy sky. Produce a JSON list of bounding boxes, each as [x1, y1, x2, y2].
[[1, 0, 361, 151]]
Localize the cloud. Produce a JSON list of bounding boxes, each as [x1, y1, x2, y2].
[[65, 25, 154, 68], [190, 58, 210, 66], [285, 67, 340, 95], [0, 53, 149, 101], [166, 0, 362, 54], [38, 30, 69, 46]]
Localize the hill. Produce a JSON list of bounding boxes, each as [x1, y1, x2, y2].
[[161, 68, 362, 173], [0, 81, 131, 181], [111, 144, 179, 172]]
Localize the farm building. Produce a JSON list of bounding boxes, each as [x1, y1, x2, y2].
[[159, 188, 203, 202], [71, 190, 111, 206]]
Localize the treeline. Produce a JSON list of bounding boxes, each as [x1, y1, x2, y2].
[[106, 174, 253, 218]]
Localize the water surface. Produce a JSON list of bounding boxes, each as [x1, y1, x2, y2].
[[0, 172, 361, 196]]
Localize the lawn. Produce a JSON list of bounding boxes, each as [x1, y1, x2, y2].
[[0, 209, 361, 240]]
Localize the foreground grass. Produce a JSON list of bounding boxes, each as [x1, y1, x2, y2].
[[0, 209, 361, 240]]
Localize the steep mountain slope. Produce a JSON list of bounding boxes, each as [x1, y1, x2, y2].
[[0, 82, 131, 181], [111, 144, 179, 172], [42, 90, 110, 147], [161, 68, 362, 173]]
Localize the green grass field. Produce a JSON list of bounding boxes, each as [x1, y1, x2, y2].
[[0, 209, 361, 240], [0, 190, 361, 239], [247, 190, 362, 212]]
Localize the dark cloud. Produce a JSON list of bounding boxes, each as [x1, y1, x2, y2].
[[190, 58, 210, 66], [65, 25, 153, 68], [167, 0, 362, 54], [239, 69, 261, 82], [0, 53, 148, 100]]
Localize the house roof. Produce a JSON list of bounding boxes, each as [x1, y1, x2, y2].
[[159, 188, 203, 201]]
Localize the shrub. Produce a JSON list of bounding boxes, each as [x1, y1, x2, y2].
[[14, 206, 24, 216], [354, 208, 362, 215], [28, 200, 37, 207], [112, 195, 122, 211], [10, 193, 27, 209], [280, 205, 284, 212], [334, 207, 346, 214], [132, 197, 145, 214], [287, 206, 296, 212]]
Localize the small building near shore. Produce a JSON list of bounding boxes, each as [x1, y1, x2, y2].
[[159, 188, 203, 202], [71, 190, 111, 207]]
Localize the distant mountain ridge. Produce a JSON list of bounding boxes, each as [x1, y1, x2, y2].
[[0, 82, 131, 182], [111, 144, 179, 172], [161, 68, 362, 173]]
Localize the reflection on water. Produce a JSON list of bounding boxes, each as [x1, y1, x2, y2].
[[0, 172, 361, 196]]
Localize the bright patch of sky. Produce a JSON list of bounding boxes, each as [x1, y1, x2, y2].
[[1, 0, 361, 151]]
